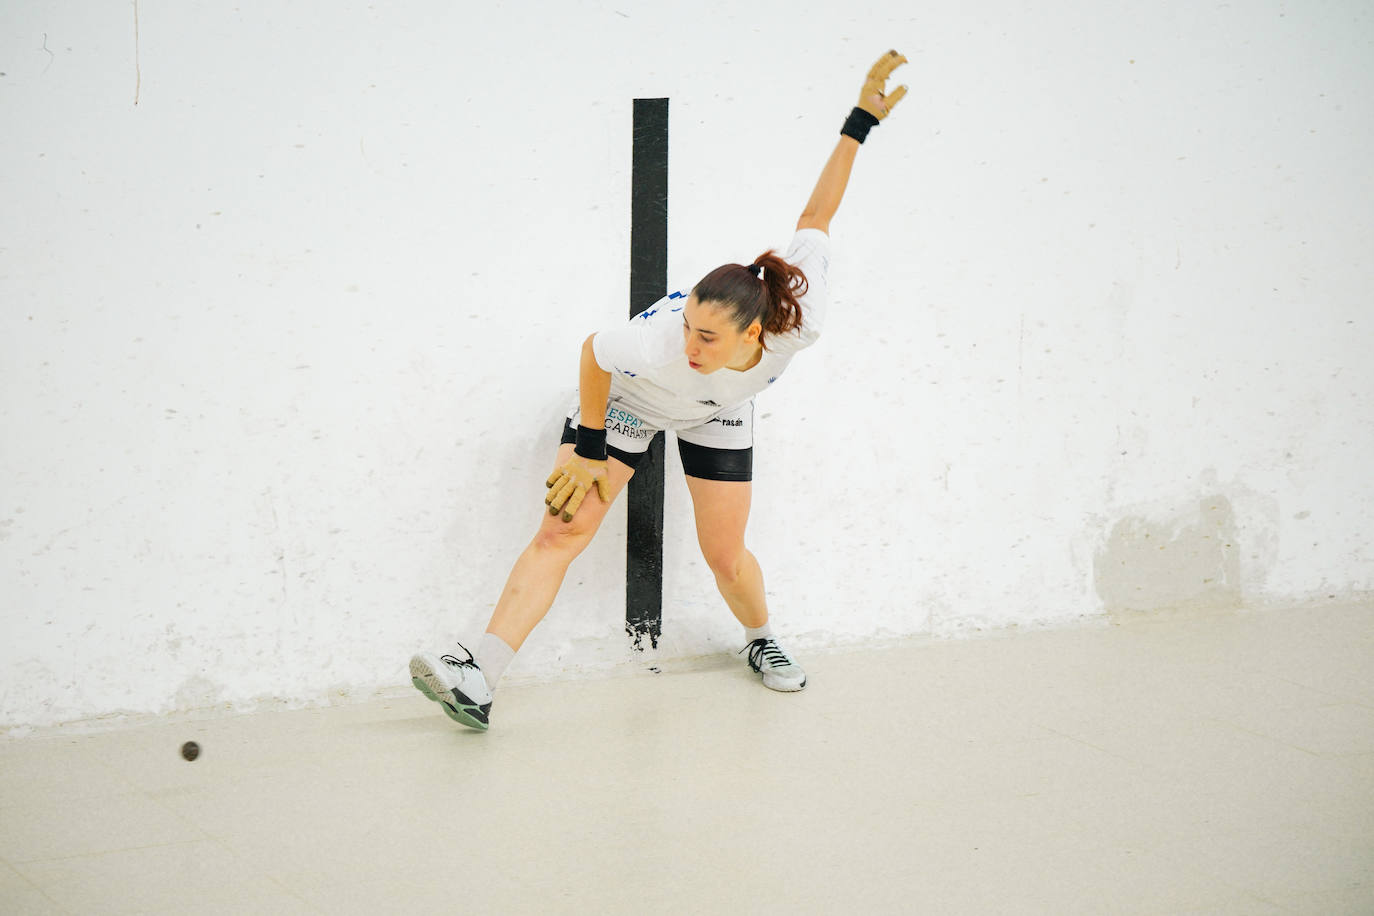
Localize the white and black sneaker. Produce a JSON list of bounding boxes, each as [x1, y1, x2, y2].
[[741, 637, 807, 692], [409, 645, 493, 731]]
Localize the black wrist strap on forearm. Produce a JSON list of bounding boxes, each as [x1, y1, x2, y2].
[[840, 107, 880, 143], [574, 425, 608, 461]]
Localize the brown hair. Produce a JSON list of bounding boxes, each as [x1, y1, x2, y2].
[[691, 250, 808, 349]]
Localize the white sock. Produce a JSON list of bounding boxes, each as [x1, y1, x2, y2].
[[475, 632, 516, 690], [743, 623, 773, 643]]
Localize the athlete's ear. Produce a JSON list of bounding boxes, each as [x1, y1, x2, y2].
[[746, 321, 762, 343]]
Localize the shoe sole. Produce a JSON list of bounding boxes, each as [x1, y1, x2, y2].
[[409, 656, 490, 731]]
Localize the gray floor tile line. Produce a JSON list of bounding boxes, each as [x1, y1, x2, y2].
[[8, 835, 222, 869], [1266, 671, 1370, 701], [1, 858, 58, 902], [1201, 713, 1343, 759], [1033, 724, 1152, 767]]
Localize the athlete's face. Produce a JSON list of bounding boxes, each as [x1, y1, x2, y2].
[[682, 296, 762, 373]]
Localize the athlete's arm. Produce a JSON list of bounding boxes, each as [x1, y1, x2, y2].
[[543, 335, 612, 523], [578, 334, 611, 431], [797, 50, 908, 234], [797, 137, 861, 234]]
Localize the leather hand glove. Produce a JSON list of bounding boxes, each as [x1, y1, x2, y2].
[[857, 49, 909, 120], [545, 456, 610, 522]]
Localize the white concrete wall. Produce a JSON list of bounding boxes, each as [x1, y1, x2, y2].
[[3, 0, 1371, 728]]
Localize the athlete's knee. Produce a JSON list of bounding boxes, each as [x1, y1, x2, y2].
[[702, 542, 748, 583], [532, 514, 597, 556]]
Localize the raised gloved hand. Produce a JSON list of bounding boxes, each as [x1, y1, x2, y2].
[[545, 455, 610, 523], [857, 49, 909, 120]]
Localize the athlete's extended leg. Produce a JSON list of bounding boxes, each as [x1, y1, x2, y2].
[[411, 443, 636, 729], [487, 443, 636, 651], [684, 474, 806, 691]]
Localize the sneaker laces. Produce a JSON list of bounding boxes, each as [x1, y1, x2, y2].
[[441, 642, 480, 671], [741, 637, 794, 673]]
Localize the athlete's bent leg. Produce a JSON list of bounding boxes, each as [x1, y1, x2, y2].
[[485, 443, 636, 651], [685, 473, 807, 691], [683, 475, 768, 628]]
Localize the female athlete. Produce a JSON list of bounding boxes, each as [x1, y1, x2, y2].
[[411, 50, 908, 730]]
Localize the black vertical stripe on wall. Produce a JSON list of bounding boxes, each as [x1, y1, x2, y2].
[[626, 98, 668, 651]]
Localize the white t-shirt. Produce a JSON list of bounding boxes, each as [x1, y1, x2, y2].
[[590, 228, 830, 432]]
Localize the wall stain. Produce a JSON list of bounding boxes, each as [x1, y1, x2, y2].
[[1095, 493, 1242, 616]]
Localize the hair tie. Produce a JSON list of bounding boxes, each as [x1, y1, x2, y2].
[[747, 264, 763, 279]]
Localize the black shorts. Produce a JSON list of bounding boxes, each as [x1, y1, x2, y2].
[[561, 420, 752, 482]]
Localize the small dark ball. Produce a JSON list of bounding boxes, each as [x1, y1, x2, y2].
[[181, 741, 200, 762]]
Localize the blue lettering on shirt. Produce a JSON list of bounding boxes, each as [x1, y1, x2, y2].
[[606, 408, 643, 428]]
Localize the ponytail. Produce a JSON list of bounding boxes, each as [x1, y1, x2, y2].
[[691, 250, 809, 348]]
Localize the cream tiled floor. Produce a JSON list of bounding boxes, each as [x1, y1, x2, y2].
[[2, 602, 1372, 914]]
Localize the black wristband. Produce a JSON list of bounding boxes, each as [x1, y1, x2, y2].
[[573, 425, 608, 461], [840, 106, 880, 144]]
